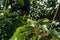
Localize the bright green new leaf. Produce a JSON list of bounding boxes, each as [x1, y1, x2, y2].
[[9, 21, 32, 40], [9, 25, 27, 40]]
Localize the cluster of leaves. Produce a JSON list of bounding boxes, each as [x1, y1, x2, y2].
[[0, 0, 27, 40], [0, 9, 27, 40], [29, 0, 57, 19], [9, 0, 60, 40], [10, 19, 60, 40]]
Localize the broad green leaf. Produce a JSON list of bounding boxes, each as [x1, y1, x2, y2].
[[10, 21, 32, 40], [50, 29, 59, 38], [9, 25, 27, 40]]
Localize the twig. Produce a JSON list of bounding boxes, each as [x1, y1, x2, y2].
[[53, 4, 59, 20]]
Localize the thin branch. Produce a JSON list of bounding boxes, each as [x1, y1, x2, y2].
[[53, 4, 59, 20]]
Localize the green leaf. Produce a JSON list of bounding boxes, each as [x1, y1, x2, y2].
[[27, 21, 32, 26], [9, 21, 32, 40], [3, 0, 10, 9], [9, 25, 27, 40], [17, 33, 25, 40], [43, 19, 49, 23], [37, 19, 51, 25], [34, 0, 37, 3], [52, 36, 57, 40], [41, 25, 49, 32], [50, 29, 59, 38]]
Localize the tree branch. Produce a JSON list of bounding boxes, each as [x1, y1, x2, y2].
[[53, 4, 59, 20]]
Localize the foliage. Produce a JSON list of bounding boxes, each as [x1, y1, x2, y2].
[[29, 0, 57, 19], [0, 0, 60, 40], [10, 19, 60, 40], [0, 0, 27, 40]]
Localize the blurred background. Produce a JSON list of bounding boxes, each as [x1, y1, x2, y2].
[[0, 0, 60, 40]]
